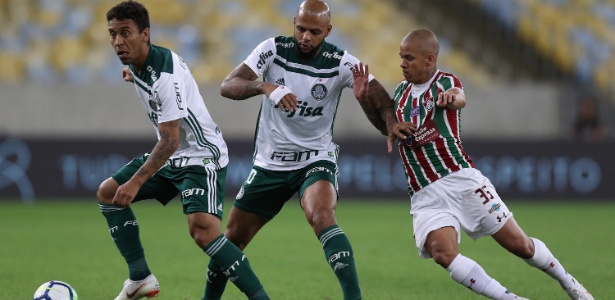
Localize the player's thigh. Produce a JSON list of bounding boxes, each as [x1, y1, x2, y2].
[[234, 166, 295, 218], [111, 154, 178, 203], [174, 166, 227, 218], [447, 168, 513, 240], [297, 160, 338, 201], [411, 185, 461, 259]]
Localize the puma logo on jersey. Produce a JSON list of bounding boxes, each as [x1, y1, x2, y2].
[[280, 101, 324, 118]]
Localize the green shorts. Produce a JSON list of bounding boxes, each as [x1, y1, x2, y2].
[[112, 154, 226, 218], [234, 160, 338, 218]]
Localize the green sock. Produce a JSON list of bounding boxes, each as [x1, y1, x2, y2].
[[99, 203, 150, 281], [203, 235, 269, 300], [202, 259, 228, 300], [319, 225, 362, 300]]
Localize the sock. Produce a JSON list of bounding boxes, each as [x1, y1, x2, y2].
[[319, 225, 362, 300], [524, 237, 575, 289], [99, 203, 150, 281], [203, 235, 268, 300], [447, 254, 516, 299], [202, 259, 228, 300]]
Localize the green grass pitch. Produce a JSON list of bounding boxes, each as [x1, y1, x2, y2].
[[1, 199, 613, 299]]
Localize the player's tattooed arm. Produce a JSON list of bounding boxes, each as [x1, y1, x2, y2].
[[221, 63, 276, 100], [135, 120, 180, 184], [112, 119, 180, 207], [364, 79, 394, 136]]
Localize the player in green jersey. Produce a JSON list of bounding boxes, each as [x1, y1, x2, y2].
[[98, 2, 269, 299], [202, 1, 399, 300], [355, 28, 593, 300]]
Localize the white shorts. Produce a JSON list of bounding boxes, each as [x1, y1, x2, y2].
[[410, 168, 512, 259]]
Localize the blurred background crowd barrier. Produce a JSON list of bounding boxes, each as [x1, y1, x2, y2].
[[0, 0, 613, 200]]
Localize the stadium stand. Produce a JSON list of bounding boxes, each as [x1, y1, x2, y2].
[[475, 0, 615, 100], [0, 0, 489, 88]]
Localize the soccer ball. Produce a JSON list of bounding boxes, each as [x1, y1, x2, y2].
[[33, 280, 78, 300]]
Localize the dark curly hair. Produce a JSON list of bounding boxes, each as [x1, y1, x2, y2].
[[106, 1, 150, 33]]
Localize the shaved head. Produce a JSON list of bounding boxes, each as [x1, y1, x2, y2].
[[296, 0, 331, 24], [399, 28, 439, 84], [402, 28, 439, 58]]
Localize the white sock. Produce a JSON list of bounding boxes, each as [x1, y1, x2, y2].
[[524, 237, 575, 289], [447, 254, 514, 299]]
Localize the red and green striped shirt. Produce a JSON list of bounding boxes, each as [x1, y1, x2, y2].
[[392, 70, 474, 196]]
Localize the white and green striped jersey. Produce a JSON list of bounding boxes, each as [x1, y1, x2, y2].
[[392, 70, 474, 196], [244, 36, 373, 171], [129, 45, 228, 169]]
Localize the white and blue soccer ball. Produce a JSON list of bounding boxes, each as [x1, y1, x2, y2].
[[33, 280, 78, 300]]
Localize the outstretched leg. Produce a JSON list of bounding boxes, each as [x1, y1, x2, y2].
[[493, 218, 593, 300], [426, 226, 525, 300]]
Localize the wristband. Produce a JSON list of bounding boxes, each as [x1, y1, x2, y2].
[[268, 85, 293, 105]]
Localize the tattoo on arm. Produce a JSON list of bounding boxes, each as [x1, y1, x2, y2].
[[220, 64, 263, 100], [134, 120, 180, 184], [362, 80, 392, 135]]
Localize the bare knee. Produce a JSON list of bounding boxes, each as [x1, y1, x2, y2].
[[224, 208, 268, 250], [97, 178, 118, 204], [188, 213, 221, 249], [492, 218, 535, 259], [507, 237, 535, 259], [425, 227, 459, 268], [305, 207, 336, 235], [430, 245, 459, 268]]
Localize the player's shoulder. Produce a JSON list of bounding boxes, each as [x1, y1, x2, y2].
[[434, 69, 463, 88], [144, 45, 176, 77]]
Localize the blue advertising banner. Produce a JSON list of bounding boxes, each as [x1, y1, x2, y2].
[[0, 138, 612, 201]]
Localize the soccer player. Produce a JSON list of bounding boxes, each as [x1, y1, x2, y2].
[[97, 2, 269, 299], [354, 28, 594, 300], [202, 1, 397, 299]]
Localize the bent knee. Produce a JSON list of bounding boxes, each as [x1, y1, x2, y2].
[[509, 238, 535, 259], [97, 178, 118, 204], [431, 250, 458, 268]]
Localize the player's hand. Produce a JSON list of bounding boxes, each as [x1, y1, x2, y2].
[[436, 88, 466, 110], [387, 122, 417, 153], [352, 62, 369, 101], [277, 92, 298, 112], [267, 85, 298, 112], [112, 180, 140, 207], [122, 67, 134, 83]]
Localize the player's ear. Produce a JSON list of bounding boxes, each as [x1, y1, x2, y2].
[[325, 24, 332, 37], [142, 27, 150, 43]]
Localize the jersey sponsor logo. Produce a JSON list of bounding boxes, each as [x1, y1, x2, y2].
[[488, 203, 501, 214], [174, 82, 184, 110], [257, 50, 274, 69], [146, 65, 158, 81], [410, 106, 420, 117], [275, 41, 294, 48], [282, 101, 324, 118], [306, 166, 334, 177], [311, 83, 327, 101], [270, 149, 319, 162], [223, 255, 247, 277], [322, 51, 343, 60], [328, 251, 351, 263], [182, 188, 205, 198], [124, 220, 138, 226]]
